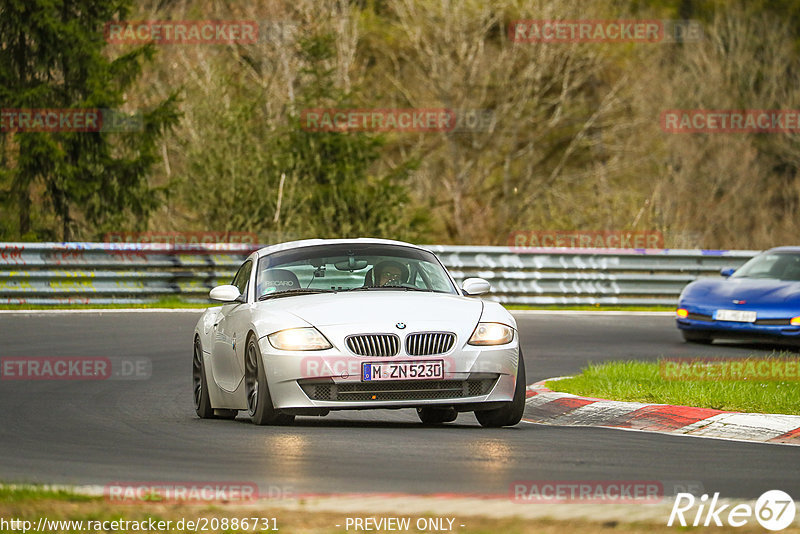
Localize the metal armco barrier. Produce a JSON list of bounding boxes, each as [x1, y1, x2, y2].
[[0, 242, 759, 306]]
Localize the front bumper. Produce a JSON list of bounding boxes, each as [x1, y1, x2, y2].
[[676, 305, 800, 339], [258, 336, 519, 411]]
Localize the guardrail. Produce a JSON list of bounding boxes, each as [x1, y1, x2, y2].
[[0, 242, 758, 306]]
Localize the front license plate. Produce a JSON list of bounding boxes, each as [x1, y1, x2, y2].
[[362, 360, 444, 381], [715, 309, 757, 322]]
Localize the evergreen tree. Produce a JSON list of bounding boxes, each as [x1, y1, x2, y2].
[[0, 0, 179, 240]]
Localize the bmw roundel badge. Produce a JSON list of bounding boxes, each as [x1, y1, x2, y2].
[[396, 322, 406, 329]]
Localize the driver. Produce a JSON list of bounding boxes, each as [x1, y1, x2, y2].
[[373, 260, 408, 286]]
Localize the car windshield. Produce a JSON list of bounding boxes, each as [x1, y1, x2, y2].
[[256, 243, 457, 299], [730, 252, 800, 281]]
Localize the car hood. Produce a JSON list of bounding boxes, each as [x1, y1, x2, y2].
[[683, 277, 800, 306], [258, 291, 485, 328]]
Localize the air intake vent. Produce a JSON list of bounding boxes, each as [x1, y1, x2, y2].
[[346, 334, 400, 357], [299, 377, 498, 402], [405, 332, 456, 356]]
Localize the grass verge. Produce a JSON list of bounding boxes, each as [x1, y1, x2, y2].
[[546, 355, 800, 415], [0, 485, 97, 503], [0, 485, 786, 534]]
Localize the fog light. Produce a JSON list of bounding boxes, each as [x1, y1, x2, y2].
[[676, 308, 689, 318], [791, 317, 800, 326]]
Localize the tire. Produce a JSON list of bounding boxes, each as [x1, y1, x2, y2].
[[475, 350, 526, 428], [193, 337, 215, 419], [416, 406, 458, 425], [681, 330, 713, 344], [245, 335, 295, 426], [194, 338, 239, 420]]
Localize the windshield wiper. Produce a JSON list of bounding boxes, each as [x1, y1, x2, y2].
[[342, 285, 432, 292], [258, 288, 336, 301]]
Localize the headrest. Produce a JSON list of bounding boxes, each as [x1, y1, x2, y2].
[[260, 268, 300, 296]]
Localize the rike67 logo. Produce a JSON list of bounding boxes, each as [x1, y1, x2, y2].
[[669, 490, 796, 531]]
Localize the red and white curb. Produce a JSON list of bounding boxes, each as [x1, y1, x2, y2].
[[525, 379, 800, 445]]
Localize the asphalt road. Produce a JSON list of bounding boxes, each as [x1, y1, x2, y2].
[[0, 311, 797, 499]]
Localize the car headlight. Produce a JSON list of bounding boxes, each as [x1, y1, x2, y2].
[[468, 322, 514, 346], [268, 327, 332, 351]]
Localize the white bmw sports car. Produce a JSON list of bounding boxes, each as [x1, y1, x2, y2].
[[192, 238, 525, 427]]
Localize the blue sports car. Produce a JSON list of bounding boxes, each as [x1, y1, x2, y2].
[[676, 247, 800, 344]]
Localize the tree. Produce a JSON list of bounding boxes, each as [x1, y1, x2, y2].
[[282, 32, 423, 240], [637, 3, 800, 248], [169, 15, 424, 242], [0, 0, 180, 241]]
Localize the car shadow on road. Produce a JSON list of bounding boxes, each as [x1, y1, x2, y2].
[[223, 414, 526, 430]]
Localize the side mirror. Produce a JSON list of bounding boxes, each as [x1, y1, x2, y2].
[[461, 277, 491, 296], [209, 284, 242, 302], [720, 268, 736, 278]]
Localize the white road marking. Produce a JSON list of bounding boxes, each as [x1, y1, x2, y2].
[[677, 413, 800, 441], [545, 400, 651, 425], [512, 310, 674, 316]]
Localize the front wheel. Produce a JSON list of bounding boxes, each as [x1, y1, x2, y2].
[[475, 350, 526, 428], [193, 338, 215, 419], [193, 338, 238, 420], [245, 335, 295, 426]]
